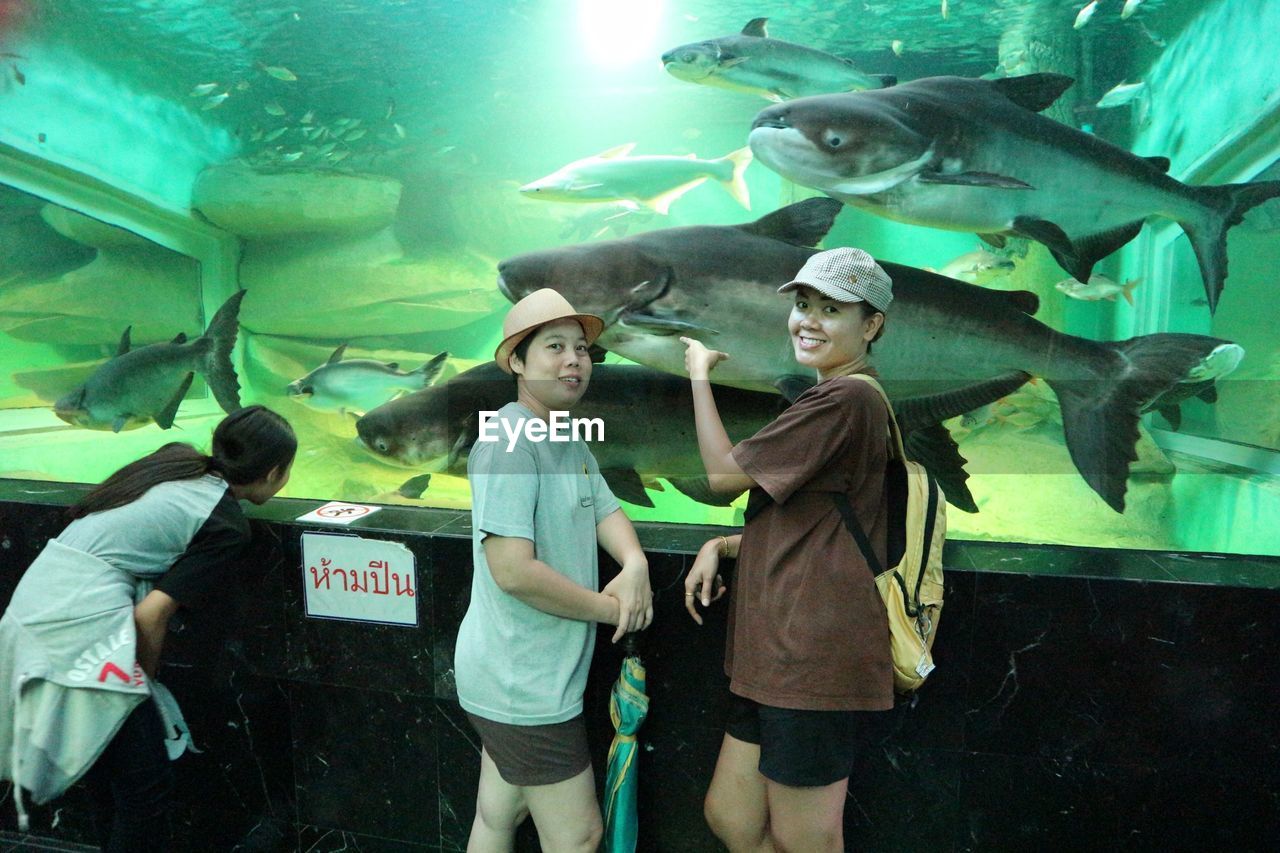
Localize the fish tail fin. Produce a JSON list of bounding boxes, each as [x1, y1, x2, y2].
[[1185, 179, 1280, 313], [717, 146, 753, 210], [200, 290, 246, 413], [1045, 332, 1232, 512]]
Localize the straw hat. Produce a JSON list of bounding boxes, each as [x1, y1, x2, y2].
[[494, 288, 605, 374]]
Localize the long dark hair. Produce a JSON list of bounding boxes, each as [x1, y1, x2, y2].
[[69, 405, 296, 519]]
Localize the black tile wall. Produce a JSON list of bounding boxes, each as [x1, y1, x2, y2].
[[2, 497, 1278, 851]]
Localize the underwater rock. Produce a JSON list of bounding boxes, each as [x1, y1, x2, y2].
[[191, 164, 402, 237], [237, 229, 504, 337], [0, 250, 201, 346]]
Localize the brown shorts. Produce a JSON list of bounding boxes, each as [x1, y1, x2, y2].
[[466, 712, 591, 787]]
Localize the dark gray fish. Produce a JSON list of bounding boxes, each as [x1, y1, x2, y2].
[[54, 291, 244, 432], [747, 74, 1280, 313], [354, 362, 789, 509], [496, 199, 1237, 512]]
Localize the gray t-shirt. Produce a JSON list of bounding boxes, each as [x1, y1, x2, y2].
[[455, 401, 620, 725]]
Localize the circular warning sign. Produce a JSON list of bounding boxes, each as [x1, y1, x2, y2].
[[317, 504, 373, 519]]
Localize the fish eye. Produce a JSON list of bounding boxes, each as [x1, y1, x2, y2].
[[822, 129, 845, 149], [375, 438, 389, 453], [683, 52, 697, 62]]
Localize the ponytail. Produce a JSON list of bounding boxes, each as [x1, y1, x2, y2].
[[68, 443, 213, 519], [68, 405, 296, 520]]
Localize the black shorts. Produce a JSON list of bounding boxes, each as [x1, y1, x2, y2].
[[724, 693, 890, 787]]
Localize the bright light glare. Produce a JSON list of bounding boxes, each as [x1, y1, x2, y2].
[[579, 0, 665, 68]]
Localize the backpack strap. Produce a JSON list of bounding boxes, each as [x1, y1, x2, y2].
[[842, 374, 906, 462], [833, 490, 884, 578]]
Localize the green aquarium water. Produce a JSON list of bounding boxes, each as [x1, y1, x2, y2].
[[0, 0, 1277, 555]]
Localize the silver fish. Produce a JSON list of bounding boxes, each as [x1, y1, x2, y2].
[[1074, 1, 1099, 29], [1055, 274, 1142, 304], [520, 143, 752, 214], [747, 74, 1280, 312], [54, 291, 245, 432], [1096, 81, 1146, 108], [1121, 0, 1145, 19], [287, 347, 448, 416], [661, 17, 894, 102], [496, 199, 1238, 512]]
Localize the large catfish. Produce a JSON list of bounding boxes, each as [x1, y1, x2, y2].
[[747, 74, 1280, 313], [495, 199, 1237, 512], [354, 361, 850, 509]]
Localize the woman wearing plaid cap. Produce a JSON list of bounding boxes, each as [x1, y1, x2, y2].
[[679, 246, 895, 853]]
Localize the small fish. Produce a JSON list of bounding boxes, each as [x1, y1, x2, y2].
[[281, 150, 304, 162], [1096, 81, 1146, 109], [328, 149, 351, 163], [189, 82, 220, 97], [202, 92, 230, 110], [300, 109, 315, 124], [939, 247, 1016, 282], [318, 142, 338, 156], [891, 40, 905, 57], [1055, 274, 1142, 304], [249, 127, 264, 142], [1074, 1, 1099, 29], [1121, 0, 1144, 19], [435, 145, 457, 155], [344, 128, 367, 142], [1138, 21, 1167, 47], [260, 63, 297, 82], [235, 80, 251, 91], [385, 98, 396, 120], [264, 102, 286, 116], [264, 126, 289, 141], [392, 122, 406, 139]]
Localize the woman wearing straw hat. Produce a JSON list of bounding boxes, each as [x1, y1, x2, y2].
[[679, 247, 896, 853], [457, 288, 652, 853]]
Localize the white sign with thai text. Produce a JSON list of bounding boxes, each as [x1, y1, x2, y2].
[[302, 532, 417, 626]]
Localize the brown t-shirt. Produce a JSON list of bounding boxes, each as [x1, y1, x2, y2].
[[728, 374, 894, 711]]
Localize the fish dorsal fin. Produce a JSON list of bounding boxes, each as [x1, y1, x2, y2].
[[989, 73, 1075, 112], [998, 289, 1040, 315], [327, 343, 349, 364], [1143, 155, 1171, 173], [170, 332, 188, 344], [596, 143, 636, 160], [737, 197, 843, 247], [742, 17, 768, 37], [116, 326, 132, 356]]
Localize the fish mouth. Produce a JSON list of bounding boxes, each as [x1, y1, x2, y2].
[[496, 272, 517, 302], [752, 115, 791, 131]]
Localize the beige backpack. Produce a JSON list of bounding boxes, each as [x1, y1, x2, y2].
[[836, 375, 947, 694]]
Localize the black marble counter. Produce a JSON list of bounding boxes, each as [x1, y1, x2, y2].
[[1, 483, 1278, 851]]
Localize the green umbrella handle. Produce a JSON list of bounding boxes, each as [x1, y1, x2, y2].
[[622, 632, 640, 658]]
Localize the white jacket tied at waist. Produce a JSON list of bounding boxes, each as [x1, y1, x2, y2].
[[1, 539, 194, 829]]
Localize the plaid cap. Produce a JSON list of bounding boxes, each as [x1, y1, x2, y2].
[[778, 247, 893, 312]]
